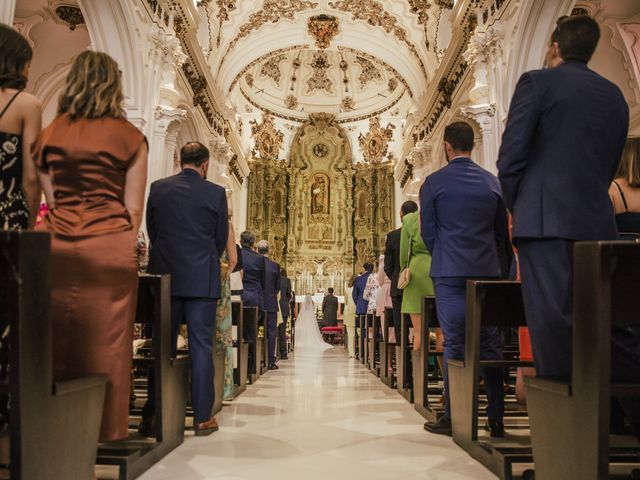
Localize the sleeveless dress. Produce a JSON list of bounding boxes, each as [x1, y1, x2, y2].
[[612, 180, 640, 240], [33, 114, 146, 442], [0, 91, 29, 231], [399, 211, 435, 314]]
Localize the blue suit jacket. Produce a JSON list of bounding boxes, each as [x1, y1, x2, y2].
[[497, 60, 628, 241], [147, 169, 228, 298], [262, 256, 281, 313], [352, 272, 371, 315], [241, 247, 266, 310], [420, 157, 508, 278]]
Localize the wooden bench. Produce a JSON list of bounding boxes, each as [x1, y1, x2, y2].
[[413, 296, 444, 422], [231, 300, 248, 397], [97, 274, 190, 480], [380, 307, 396, 389], [368, 313, 380, 376], [447, 280, 533, 480], [396, 313, 414, 403], [243, 306, 259, 384], [526, 241, 640, 480], [0, 231, 107, 480]]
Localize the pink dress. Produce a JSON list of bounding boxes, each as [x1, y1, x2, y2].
[[376, 255, 392, 317]]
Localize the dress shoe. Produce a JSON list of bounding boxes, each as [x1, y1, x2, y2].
[[484, 419, 505, 438], [269, 364, 279, 370], [194, 417, 219, 436], [137, 416, 156, 438], [424, 416, 452, 436], [280, 355, 288, 360]]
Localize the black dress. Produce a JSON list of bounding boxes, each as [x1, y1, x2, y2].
[[0, 91, 29, 231], [612, 180, 640, 240]]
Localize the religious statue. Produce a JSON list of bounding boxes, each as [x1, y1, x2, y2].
[[312, 259, 328, 278], [311, 174, 329, 214]]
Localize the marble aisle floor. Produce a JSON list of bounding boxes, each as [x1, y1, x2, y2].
[[139, 347, 497, 480]]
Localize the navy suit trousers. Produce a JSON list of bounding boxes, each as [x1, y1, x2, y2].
[[433, 278, 504, 422], [172, 297, 217, 423], [518, 238, 640, 380], [265, 311, 278, 365]]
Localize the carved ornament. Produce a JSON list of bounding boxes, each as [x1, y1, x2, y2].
[[260, 54, 287, 86], [306, 51, 334, 93], [358, 117, 395, 163], [250, 114, 284, 161], [223, 0, 318, 63], [54, 5, 85, 31], [308, 14, 340, 49], [354, 56, 383, 88], [329, 0, 428, 80]]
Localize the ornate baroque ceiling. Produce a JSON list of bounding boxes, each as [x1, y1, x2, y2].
[[197, 0, 454, 162]]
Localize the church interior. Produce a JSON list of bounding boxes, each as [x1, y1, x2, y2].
[[2, 0, 640, 479]]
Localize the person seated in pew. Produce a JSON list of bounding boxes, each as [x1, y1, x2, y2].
[[497, 15, 640, 439], [420, 121, 509, 437], [146, 141, 228, 436]]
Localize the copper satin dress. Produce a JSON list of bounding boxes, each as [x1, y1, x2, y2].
[[33, 114, 145, 441]]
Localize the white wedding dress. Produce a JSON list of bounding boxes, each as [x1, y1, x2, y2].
[[295, 295, 332, 352]]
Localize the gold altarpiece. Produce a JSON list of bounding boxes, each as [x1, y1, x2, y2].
[[246, 113, 395, 296]]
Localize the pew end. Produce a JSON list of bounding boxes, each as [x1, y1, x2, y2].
[[526, 241, 640, 480], [447, 280, 533, 479]]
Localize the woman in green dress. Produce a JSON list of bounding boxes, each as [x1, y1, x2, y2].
[[216, 222, 237, 401], [399, 210, 434, 351]]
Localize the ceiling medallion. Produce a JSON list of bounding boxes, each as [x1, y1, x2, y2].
[[250, 114, 284, 161], [341, 96, 355, 112], [308, 14, 340, 49], [285, 94, 299, 110], [358, 117, 395, 163], [313, 143, 329, 158], [54, 5, 85, 31], [306, 51, 334, 94]]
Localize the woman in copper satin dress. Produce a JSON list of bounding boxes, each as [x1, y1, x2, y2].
[[34, 51, 148, 442]]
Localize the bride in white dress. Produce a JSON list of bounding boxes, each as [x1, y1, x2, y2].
[[295, 294, 332, 351]]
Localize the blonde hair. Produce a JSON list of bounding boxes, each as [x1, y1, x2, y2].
[[58, 50, 125, 120], [616, 138, 640, 188]]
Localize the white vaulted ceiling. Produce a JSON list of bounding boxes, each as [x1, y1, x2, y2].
[[197, 0, 453, 162]]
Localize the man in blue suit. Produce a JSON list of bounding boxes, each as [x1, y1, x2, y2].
[[352, 262, 373, 316], [497, 15, 640, 434], [421, 121, 508, 437], [146, 141, 228, 436], [257, 240, 281, 370], [240, 231, 265, 375]]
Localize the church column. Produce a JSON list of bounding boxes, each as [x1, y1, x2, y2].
[[1, 0, 15, 24], [460, 14, 505, 174], [150, 105, 186, 183], [405, 141, 433, 198]]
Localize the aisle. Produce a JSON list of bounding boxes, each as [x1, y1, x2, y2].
[[140, 348, 496, 480]]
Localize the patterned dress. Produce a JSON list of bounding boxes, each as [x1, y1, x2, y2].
[[216, 251, 234, 401], [0, 131, 29, 230]]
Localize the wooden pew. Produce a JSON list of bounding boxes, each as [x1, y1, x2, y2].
[[212, 347, 225, 415], [0, 231, 107, 480], [447, 280, 533, 480], [396, 313, 414, 403], [526, 241, 640, 480], [97, 274, 190, 480], [380, 307, 396, 389], [231, 300, 248, 397], [368, 313, 380, 376], [413, 296, 444, 422], [259, 313, 269, 374], [243, 306, 259, 384]]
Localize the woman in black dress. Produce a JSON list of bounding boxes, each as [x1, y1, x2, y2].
[[609, 138, 640, 240], [0, 24, 42, 231]]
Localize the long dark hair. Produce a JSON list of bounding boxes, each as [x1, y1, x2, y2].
[[0, 24, 33, 90]]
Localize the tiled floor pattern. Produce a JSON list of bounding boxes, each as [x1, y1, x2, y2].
[[138, 347, 497, 480]]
